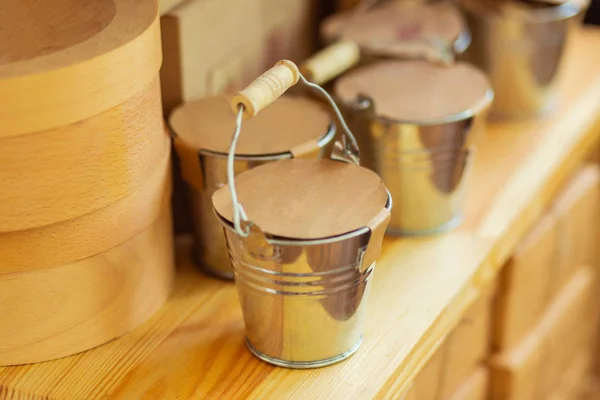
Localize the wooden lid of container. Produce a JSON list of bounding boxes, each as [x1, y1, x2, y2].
[[322, 1, 465, 51], [212, 159, 389, 239], [170, 95, 331, 156], [334, 60, 492, 122], [0, 0, 161, 137]]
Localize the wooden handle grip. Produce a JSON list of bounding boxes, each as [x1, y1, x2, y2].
[[231, 60, 300, 119], [300, 41, 361, 85]]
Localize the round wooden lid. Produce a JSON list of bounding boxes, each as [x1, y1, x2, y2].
[[322, 1, 466, 51], [169, 95, 331, 156], [212, 159, 389, 239], [0, 0, 161, 138], [334, 60, 492, 122]]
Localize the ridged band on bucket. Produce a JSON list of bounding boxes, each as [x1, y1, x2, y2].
[[334, 59, 493, 235], [211, 61, 392, 367], [170, 95, 336, 280]]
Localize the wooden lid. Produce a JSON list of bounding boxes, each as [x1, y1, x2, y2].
[[212, 159, 389, 239], [0, 0, 161, 137], [169, 95, 331, 156], [322, 1, 466, 51], [334, 60, 492, 122]]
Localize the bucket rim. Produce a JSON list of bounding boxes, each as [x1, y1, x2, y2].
[[461, 0, 585, 22], [192, 122, 336, 160], [373, 87, 494, 126], [214, 190, 392, 245]]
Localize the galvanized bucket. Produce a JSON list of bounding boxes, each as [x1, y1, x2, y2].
[[460, 0, 588, 119], [335, 59, 493, 235], [171, 96, 335, 279], [212, 60, 391, 368], [321, 0, 471, 63]]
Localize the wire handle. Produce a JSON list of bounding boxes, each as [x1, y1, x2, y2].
[[227, 60, 360, 237]]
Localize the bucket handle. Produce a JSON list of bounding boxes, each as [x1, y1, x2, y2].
[[227, 60, 361, 237]]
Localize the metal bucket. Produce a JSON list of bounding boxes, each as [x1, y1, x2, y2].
[[171, 97, 336, 279], [217, 194, 391, 367], [212, 61, 392, 367], [460, 0, 587, 119], [335, 60, 493, 235], [321, 0, 472, 63]]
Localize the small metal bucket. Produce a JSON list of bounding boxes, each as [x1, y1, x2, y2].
[[321, 0, 472, 63], [212, 63, 392, 367], [217, 195, 391, 368], [171, 97, 336, 279], [460, 0, 587, 119], [335, 61, 493, 235]]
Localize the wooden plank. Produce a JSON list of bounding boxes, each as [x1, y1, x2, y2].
[[493, 215, 557, 350], [0, 27, 599, 400], [159, 0, 189, 15], [549, 166, 600, 297], [159, 0, 264, 115], [489, 267, 596, 400], [448, 367, 489, 400], [404, 343, 446, 400], [547, 349, 593, 400], [438, 289, 492, 400]]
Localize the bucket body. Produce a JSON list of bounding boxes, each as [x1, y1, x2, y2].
[[343, 100, 487, 235], [218, 193, 391, 368], [461, 0, 584, 119], [189, 126, 335, 279]]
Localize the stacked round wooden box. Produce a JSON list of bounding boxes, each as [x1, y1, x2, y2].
[[0, 0, 173, 365]]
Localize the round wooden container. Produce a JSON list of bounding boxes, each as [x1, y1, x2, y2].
[[0, 0, 161, 137], [0, 0, 162, 232], [321, 1, 470, 59], [0, 142, 171, 273], [0, 207, 174, 366], [0, 79, 167, 232]]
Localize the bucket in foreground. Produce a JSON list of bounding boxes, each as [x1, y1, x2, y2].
[[212, 60, 392, 367]]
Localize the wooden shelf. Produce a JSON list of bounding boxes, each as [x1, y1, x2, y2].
[[1, 28, 599, 400]]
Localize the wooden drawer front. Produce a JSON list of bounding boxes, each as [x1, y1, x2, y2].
[[490, 267, 597, 400], [493, 214, 556, 350], [438, 291, 493, 400], [448, 367, 489, 400], [549, 166, 600, 297]]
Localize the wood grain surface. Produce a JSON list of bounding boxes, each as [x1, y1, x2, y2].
[[0, 208, 174, 366], [0, 0, 161, 137], [0, 143, 171, 273], [493, 214, 557, 350], [0, 79, 168, 232], [0, 27, 598, 400]]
